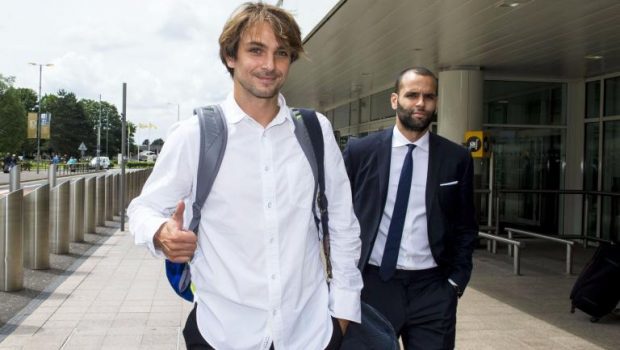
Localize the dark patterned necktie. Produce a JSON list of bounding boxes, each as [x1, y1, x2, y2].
[[379, 144, 415, 281]]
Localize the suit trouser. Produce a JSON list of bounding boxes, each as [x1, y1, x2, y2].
[[362, 265, 458, 350], [182, 303, 344, 349]]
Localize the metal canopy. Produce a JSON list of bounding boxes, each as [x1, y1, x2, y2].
[[283, 0, 620, 110]]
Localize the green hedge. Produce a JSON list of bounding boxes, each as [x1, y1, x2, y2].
[[126, 161, 155, 169]]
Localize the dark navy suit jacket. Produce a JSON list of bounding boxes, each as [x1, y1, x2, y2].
[[343, 128, 478, 291]]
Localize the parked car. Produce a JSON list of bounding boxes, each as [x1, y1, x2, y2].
[[89, 156, 110, 170], [138, 151, 157, 162]]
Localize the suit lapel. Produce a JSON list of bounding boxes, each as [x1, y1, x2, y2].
[[377, 128, 393, 211], [426, 132, 441, 215]]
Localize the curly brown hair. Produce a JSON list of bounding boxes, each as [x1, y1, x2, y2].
[[219, 2, 304, 77]]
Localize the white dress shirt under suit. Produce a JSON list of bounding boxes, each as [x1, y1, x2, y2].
[[368, 126, 437, 270], [128, 93, 362, 350]]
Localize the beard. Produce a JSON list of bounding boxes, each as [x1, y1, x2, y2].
[[238, 79, 280, 99], [396, 101, 433, 132], [236, 70, 284, 100]]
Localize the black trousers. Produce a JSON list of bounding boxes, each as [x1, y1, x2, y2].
[[361, 266, 458, 350], [183, 304, 344, 349]]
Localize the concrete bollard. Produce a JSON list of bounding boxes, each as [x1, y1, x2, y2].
[[23, 184, 50, 269], [84, 177, 96, 233], [0, 189, 24, 291], [69, 178, 85, 242], [123, 172, 129, 208], [50, 181, 70, 254], [48, 164, 57, 188], [96, 176, 106, 226], [105, 175, 113, 221], [112, 174, 119, 217], [127, 172, 134, 203], [9, 165, 21, 192]]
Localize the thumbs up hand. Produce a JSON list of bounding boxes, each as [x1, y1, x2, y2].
[[153, 201, 197, 263]]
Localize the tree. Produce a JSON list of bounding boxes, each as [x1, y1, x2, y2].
[[127, 122, 138, 157], [150, 138, 164, 154], [80, 98, 125, 157], [44, 90, 96, 157], [0, 74, 16, 93], [15, 88, 38, 111], [0, 88, 27, 153]]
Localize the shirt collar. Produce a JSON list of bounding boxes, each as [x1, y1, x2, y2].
[[392, 125, 430, 152], [222, 92, 291, 127]]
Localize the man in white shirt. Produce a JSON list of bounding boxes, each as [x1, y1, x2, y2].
[[343, 67, 478, 349], [128, 3, 362, 350]]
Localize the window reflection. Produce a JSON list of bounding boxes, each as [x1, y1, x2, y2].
[[604, 77, 620, 116], [488, 128, 565, 231], [602, 121, 620, 241], [484, 81, 566, 125]]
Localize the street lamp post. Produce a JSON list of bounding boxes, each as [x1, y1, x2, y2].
[[106, 112, 109, 157], [97, 94, 102, 170], [29, 62, 54, 174]]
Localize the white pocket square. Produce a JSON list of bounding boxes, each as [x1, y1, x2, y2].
[[440, 181, 459, 187]]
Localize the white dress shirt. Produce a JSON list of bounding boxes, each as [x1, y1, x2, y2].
[[369, 126, 438, 270], [128, 93, 362, 350]]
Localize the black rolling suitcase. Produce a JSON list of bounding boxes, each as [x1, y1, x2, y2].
[[570, 243, 620, 322]]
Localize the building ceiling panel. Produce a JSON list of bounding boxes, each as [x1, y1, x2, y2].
[[283, 0, 620, 110]]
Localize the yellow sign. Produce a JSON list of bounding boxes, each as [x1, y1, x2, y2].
[[27, 112, 37, 138], [464, 130, 490, 158], [138, 122, 158, 129]]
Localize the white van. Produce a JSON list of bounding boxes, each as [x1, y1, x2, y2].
[[89, 156, 111, 170], [138, 151, 157, 162]]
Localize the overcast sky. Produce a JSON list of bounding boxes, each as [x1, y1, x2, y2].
[[0, 0, 338, 145]]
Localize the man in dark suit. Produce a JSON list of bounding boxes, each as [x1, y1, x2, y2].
[[343, 67, 478, 349]]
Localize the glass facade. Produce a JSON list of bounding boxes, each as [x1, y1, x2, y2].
[[604, 76, 620, 116], [489, 127, 565, 231], [484, 81, 567, 232], [484, 81, 566, 125], [602, 121, 620, 241], [584, 74, 620, 242], [583, 122, 599, 238], [333, 104, 350, 130], [370, 88, 393, 121], [586, 81, 600, 119]]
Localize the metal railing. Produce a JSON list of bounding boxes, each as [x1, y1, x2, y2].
[[505, 227, 574, 275], [477, 188, 619, 276], [0, 168, 152, 292], [495, 189, 620, 245], [478, 231, 523, 275]]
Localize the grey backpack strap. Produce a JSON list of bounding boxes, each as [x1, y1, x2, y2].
[[290, 109, 320, 232], [189, 105, 227, 234]]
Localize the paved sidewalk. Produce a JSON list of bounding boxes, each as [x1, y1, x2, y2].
[[0, 227, 191, 350], [0, 225, 618, 349]]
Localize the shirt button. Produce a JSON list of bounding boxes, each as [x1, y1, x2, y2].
[[273, 309, 277, 316], [269, 238, 274, 244], [267, 201, 272, 208], [271, 274, 276, 280], [264, 166, 269, 172]]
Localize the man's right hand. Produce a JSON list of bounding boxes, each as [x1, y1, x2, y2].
[[153, 201, 197, 262]]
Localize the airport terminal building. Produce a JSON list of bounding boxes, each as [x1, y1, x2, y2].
[[283, 0, 620, 243]]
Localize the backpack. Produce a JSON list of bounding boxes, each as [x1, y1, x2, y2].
[[570, 243, 620, 322], [165, 105, 327, 302]]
